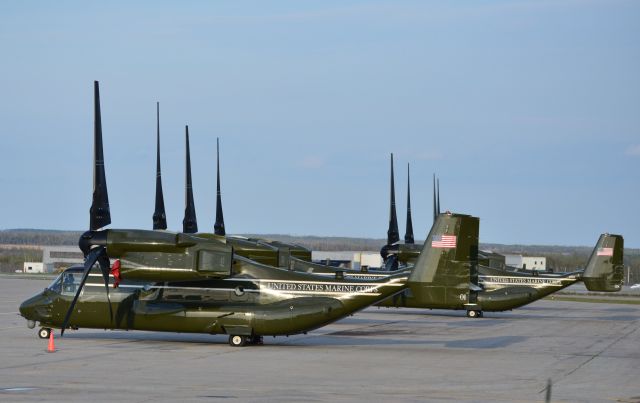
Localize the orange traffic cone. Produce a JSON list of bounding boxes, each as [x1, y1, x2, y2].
[[47, 331, 56, 353]]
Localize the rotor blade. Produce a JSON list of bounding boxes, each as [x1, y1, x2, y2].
[[437, 178, 441, 215], [404, 163, 414, 244], [387, 153, 399, 245], [432, 174, 437, 223], [384, 254, 399, 271], [153, 102, 167, 230], [90, 81, 111, 231], [214, 138, 225, 236], [61, 246, 105, 336], [97, 253, 113, 325], [183, 125, 198, 233]]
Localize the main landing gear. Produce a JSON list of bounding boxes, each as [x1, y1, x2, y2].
[[466, 310, 483, 318], [38, 327, 52, 339], [228, 335, 264, 347]]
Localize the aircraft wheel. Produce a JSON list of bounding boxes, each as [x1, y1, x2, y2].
[[229, 335, 247, 347], [466, 310, 478, 318], [38, 327, 51, 339]]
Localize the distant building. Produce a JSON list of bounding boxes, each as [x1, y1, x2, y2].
[[503, 254, 546, 271], [23, 262, 45, 273], [42, 246, 84, 272], [479, 251, 506, 269], [311, 251, 383, 270]]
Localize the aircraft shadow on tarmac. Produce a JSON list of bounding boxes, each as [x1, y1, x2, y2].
[[370, 306, 555, 321], [61, 331, 421, 348], [309, 334, 529, 349], [64, 331, 229, 346], [371, 306, 640, 322], [59, 302, 639, 347], [61, 329, 528, 349]]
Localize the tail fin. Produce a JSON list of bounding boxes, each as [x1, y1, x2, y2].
[[408, 213, 479, 306], [582, 234, 624, 292]]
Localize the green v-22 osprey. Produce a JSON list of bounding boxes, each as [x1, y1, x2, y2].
[[150, 103, 312, 268], [19, 81, 478, 346], [293, 154, 625, 318], [378, 157, 624, 317]]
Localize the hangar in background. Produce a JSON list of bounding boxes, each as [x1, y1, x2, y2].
[[41, 246, 84, 272], [503, 254, 547, 271], [311, 251, 383, 270]]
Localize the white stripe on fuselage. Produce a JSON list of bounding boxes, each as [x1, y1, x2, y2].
[[83, 276, 407, 298], [479, 275, 573, 288]]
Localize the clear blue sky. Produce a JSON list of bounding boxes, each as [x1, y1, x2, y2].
[[0, 1, 638, 247]]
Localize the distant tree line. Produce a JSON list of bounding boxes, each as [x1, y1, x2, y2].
[[0, 230, 82, 246], [0, 247, 42, 273]]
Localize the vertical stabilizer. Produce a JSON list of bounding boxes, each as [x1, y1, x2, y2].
[[582, 234, 624, 292], [407, 212, 479, 307]]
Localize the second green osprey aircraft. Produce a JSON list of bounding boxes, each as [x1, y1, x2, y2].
[[291, 155, 625, 317]]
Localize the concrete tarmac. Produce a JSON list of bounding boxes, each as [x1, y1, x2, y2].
[[1, 277, 639, 402]]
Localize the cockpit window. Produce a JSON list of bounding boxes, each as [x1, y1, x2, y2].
[[61, 272, 82, 295], [47, 274, 63, 293]]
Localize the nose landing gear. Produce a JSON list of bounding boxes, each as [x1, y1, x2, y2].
[[38, 327, 52, 339]]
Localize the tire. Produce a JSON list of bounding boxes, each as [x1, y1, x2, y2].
[[38, 328, 51, 339], [478, 311, 484, 318], [467, 310, 477, 318], [229, 335, 247, 347]]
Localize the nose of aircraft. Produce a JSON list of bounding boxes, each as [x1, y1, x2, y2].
[[19, 297, 36, 319], [19, 293, 50, 321]]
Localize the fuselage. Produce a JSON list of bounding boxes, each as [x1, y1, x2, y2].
[[379, 265, 580, 311], [292, 256, 582, 312], [20, 256, 407, 337]]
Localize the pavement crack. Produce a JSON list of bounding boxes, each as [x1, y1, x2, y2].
[[557, 320, 639, 382]]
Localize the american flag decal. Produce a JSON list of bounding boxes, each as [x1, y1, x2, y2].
[[597, 247, 613, 256], [432, 234, 457, 248]]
